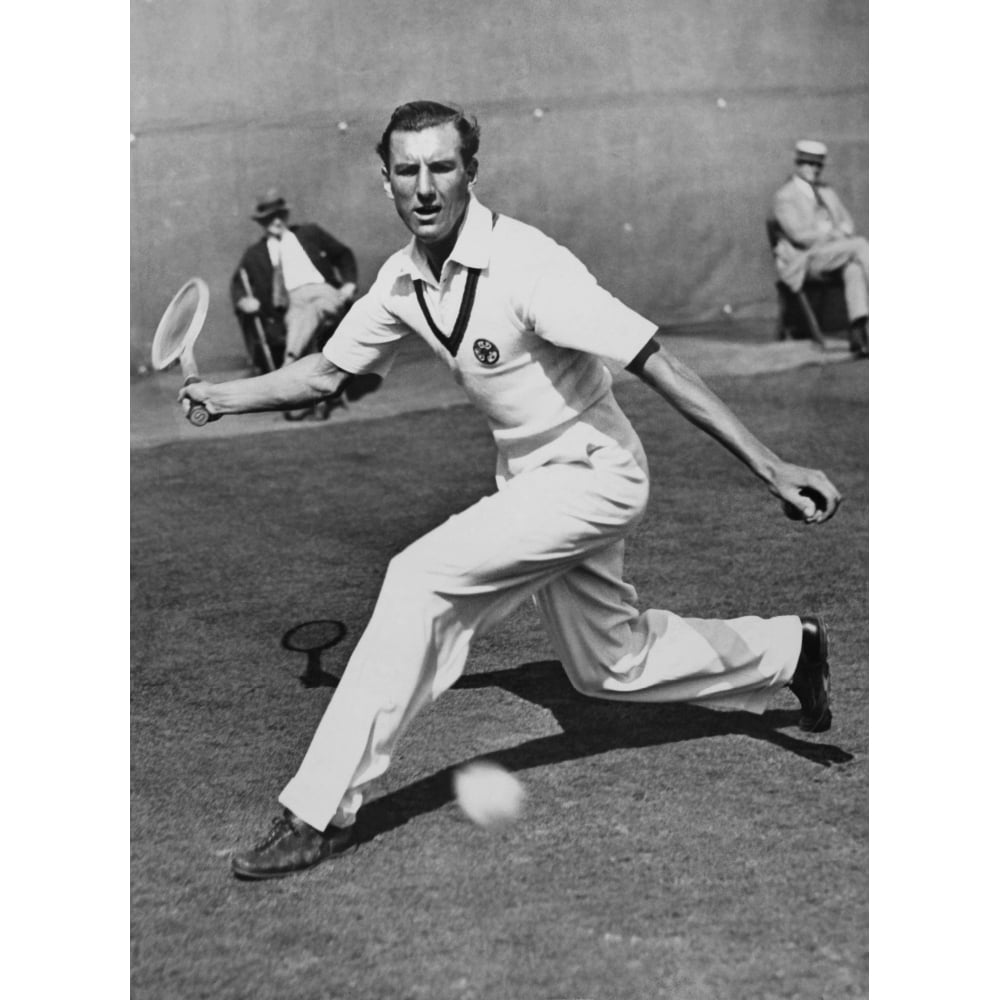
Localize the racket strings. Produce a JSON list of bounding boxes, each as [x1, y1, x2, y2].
[[151, 278, 209, 369], [155, 295, 199, 359]]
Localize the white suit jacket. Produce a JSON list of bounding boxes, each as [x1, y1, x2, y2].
[[767, 176, 856, 291]]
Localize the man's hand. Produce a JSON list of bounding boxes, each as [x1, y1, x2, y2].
[[177, 379, 221, 420], [172, 354, 351, 418], [636, 350, 841, 526], [236, 295, 261, 315], [330, 283, 356, 311], [769, 464, 842, 524]]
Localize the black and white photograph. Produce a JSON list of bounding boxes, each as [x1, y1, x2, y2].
[[128, 2, 874, 997]]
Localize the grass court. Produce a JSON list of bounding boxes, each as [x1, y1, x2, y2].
[[131, 358, 867, 999]]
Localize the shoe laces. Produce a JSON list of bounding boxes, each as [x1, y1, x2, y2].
[[255, 814, 297, 851]]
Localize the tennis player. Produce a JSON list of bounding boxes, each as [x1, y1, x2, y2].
[[181, 101, 842, 880]]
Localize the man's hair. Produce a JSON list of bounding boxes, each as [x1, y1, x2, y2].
[[375, 101, 480, 168]]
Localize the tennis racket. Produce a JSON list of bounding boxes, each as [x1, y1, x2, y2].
[[150, 277, 213, 427]]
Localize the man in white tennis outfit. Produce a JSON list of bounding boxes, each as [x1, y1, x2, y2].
[[180, 101, 842, 881]]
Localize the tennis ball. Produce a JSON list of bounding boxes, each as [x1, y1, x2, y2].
[[783, 487, 825, 521], [453, 761, 525, 830], [783, 499, 815, 520]]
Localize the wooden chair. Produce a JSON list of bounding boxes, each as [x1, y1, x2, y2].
[[775, 274, 848, 348], [766, 219, 848, 348]]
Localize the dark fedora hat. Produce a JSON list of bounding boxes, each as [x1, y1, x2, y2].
[[251, 189, 290, 222]]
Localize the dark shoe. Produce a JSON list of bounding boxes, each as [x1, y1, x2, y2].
[[848, 319, 869, 359], [789, 616, 832, 732], [231, 810, 357, 880]]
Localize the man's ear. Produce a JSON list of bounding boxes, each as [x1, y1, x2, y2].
[[381, 167, 393, 199], [467, 158, 479, 187]]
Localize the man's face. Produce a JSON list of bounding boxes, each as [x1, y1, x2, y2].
[[382, 123, 477, 250], [795, 160, 824, 183], [263, 215, 287, 239]]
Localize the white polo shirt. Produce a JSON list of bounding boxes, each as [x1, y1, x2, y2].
[[324, 195, 657, 476]]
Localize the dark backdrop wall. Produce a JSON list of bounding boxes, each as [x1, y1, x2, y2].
[[131, 0, 867, 371]]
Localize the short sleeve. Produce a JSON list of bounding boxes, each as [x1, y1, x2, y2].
[[322, 266, 410, 377], [524, 244, 657, 366]]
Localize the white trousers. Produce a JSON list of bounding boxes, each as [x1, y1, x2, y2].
[[807, 236, 869, 322], [279, 438, 802, 831], [282, 283, 350, 363]]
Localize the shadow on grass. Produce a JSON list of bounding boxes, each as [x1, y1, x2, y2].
[[353, 659, 853, 846], [280, 619, 348, 689]]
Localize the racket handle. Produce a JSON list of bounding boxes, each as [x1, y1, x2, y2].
[[186, 402, 212, 427], [181, 375, 216, 427]]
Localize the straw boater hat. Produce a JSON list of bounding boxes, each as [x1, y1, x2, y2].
[[251, 190, 290, 222], [794, 140, 828, 165]]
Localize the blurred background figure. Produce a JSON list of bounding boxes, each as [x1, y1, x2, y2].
[[768, 141, 869, 358], [231, 190, 359, 380]]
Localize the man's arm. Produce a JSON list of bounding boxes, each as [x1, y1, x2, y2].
[[822, 186, 856, 238], [330, 242, 359, 290], [305, 224, 359, 290], [178, 353, 351, 417], [634, 347, 842, 524], [773, 187, 832, 249], [231, 256, 255, 311], [231, 246, 270, 316]]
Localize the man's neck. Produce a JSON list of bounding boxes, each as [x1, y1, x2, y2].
[[420, 207, 469, 281]]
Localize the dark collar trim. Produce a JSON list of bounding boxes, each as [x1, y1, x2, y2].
[[413, 271, 481, 356], [412, 212, 499, 358]]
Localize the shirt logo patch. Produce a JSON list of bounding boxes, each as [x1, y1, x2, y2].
[[473, 339, 500, 366]]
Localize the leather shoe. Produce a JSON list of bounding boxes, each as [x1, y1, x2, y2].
[[849, 320, 869, 359], [789, 616, 832, 732], [231, 810, 357, 880]]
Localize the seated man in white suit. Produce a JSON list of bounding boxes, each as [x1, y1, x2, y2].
[[768, 140, 869, 358]]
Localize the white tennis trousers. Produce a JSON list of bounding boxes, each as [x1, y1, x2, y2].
[[279, 435, 802, 831]]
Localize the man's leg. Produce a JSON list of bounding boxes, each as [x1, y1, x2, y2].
[[276, 452, 649, 837], [278, 285, 351, 420], [807, 237, 869, 354], [233, 443, 828, 878], [283, 284, 346, 364], [533, 541, 803, 715], [806, 236, 867, 284]]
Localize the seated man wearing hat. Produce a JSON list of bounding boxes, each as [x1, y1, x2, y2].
[[768, 140, 869, 357], [231, 192, 359, 394]]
